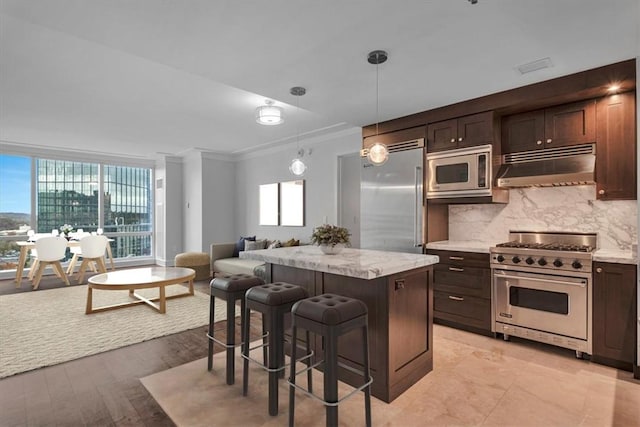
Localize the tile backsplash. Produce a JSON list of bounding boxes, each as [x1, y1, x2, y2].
[[448, 186, 638, 250]]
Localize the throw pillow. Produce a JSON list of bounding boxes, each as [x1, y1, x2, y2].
[[244, 239, 267, 251], [233, 235, 256, 257], [267, 240, 281, 249], [281, 238, 300, 247]]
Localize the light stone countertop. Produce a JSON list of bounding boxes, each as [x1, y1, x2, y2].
[[425, 240, 494, 254], [240, 246, 439, 280], [592, 249, 638, 265]]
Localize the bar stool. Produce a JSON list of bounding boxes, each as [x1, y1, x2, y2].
[[242, 282, 312, 416], [288, 293, 372, 427], [208, 273, 264, 385]]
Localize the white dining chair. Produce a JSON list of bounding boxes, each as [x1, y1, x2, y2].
[[32, 236, 70, 290], [66, 232, 92, 274], [76, 235, 109, 284], [27, 233, 54, 280]]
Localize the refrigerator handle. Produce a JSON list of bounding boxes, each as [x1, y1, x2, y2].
[[414, 166, 423, 248]]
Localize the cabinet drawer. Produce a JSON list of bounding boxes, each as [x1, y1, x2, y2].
[[433, 264, 490, 298], [434, 291, 491, 331], [427, 250, 489, 268]]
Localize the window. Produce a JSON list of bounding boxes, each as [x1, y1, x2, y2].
[[0, 154, 153, 271], [0, 155, 31, 271]]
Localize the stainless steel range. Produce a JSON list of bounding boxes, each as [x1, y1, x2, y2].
[[491, 231, 597, 358]]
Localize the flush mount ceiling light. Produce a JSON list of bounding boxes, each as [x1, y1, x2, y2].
[[289, 86, 307, 176], [255, 99, 284, 125], [367, 50, 389, 166]]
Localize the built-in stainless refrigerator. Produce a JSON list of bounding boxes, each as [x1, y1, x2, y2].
[[360, 142, 425, 254]]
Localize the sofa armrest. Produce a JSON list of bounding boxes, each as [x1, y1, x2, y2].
[[210, 242, 236, 269]]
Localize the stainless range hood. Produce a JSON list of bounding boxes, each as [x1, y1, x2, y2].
[[496, 144, 596, 188]]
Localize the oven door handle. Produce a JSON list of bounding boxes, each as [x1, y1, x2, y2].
[[496, 273, 587, 288]]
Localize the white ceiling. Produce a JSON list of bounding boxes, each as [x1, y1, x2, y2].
[[1, 0, 638, 159]]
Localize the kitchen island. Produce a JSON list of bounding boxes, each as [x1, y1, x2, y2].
[[240, 246, 439, 402]]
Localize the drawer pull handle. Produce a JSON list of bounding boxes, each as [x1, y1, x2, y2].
[[449, 267, 464, 272], [448, 295, 464, 301], [449, 256, 464, 261]]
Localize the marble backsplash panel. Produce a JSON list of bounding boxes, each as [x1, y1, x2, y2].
[[448, 186, 638, 250]]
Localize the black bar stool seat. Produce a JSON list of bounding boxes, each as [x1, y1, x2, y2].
[[208, 273, 264, 385], [242, 282, 312, 416], [288, 293, 372, 427]]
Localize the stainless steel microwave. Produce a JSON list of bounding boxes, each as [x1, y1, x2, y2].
[[426, 144, 493, 199]]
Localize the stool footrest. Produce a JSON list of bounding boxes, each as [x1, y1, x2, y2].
[[287, 375, 373, 408], [207, 330, 269, 349], [243, 344, 314, 373], [288, 358, 372, 407]]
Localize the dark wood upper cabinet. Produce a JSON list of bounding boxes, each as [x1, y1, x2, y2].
[[595, 91, 637, 201], [427, 111, 493, 152], [592, 262, 637, 371], [502, 99, 596, 153], [501, 109, 545, 152]]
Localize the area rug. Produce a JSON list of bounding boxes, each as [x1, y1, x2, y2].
[[0, 284, 238, 378]]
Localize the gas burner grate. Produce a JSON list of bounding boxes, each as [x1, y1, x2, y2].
[[495, 241, 593, 252]]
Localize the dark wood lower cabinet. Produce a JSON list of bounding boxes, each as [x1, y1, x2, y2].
[[267, 263, 433, 403], [592, 262, 637, 371], [427, 250, 492, 336]]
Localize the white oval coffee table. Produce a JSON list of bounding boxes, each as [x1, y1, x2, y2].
[[86, 267, 196, 314]]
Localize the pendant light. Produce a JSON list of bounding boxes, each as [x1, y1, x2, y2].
[[255, 99, 284, 125], [289, 86, 307, 176], [367, 50, 389, 166]]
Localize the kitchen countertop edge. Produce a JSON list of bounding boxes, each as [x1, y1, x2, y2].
[[240, 246, 439, 280], [425, 240, 493, 254]]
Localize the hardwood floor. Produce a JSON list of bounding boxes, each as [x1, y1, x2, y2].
[[0, 273, 255, 426]]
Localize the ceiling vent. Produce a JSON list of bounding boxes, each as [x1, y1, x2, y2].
[[517, 57, 553, 75]]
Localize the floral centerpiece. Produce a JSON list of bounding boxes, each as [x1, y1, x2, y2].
[[311, 224, 350, 255], [59, 224, 74, 238]]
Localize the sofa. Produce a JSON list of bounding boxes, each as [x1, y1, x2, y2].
[[210, 238, 302, 280], [210, 242, 266, 279]]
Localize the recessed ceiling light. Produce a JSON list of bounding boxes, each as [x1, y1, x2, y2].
[[607, 84, 621, 92], [516, 57, 553, 75]]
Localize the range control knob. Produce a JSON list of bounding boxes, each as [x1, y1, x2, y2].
[[496, 255, 505, 262], [572, 260, 583, 269], [553, 259, 563, 267], [538, 258, 548, 266], [512, 256, 521, 264], [525, 257, 535, 265]]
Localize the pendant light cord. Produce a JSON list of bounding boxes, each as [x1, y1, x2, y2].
[[375, 58, 379, 137]]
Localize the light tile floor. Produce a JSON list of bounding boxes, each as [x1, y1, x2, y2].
[[142, 324, 640, 426]]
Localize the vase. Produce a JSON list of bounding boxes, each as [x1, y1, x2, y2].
[[319, 243, 345, 255]]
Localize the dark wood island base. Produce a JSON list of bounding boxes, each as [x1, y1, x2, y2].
[[266, 263, 434, 403]]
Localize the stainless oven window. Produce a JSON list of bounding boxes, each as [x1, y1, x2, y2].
[[435, 162, 469, 184], [509, 287, 569, 315]]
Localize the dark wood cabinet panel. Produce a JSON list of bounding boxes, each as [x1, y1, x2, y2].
[[389, 269, 430, 376], [544, 99, 596, 147], [502, 99, 596, 153], [434, 291, 491, 331], [596, 91, 637, 200], [457, 111, 494, 148], [427, 111, 493, 152], [592, 262, 637, 371], [426, 249, 492, 334], [426, 119, 457, 152], [270, 263, 433, 403], [501, 109, 545, 152]]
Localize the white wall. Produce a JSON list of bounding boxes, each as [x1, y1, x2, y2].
[[234, 128, 361, 243], [155, 155, 183, 265], [202, 152, 236, 249], [182, 150, 203, 251]]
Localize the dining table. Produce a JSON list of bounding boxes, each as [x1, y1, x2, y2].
[[14, 238, 115, 286]]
